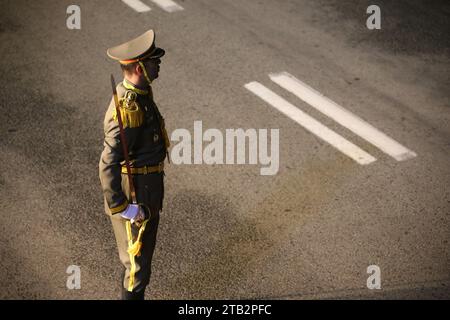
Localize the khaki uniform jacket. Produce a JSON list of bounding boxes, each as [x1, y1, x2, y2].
[[99, 81, 167, 215]]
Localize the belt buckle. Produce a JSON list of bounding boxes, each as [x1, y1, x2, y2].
[[143, 166, 148, 175]]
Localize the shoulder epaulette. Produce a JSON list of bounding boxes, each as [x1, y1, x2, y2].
[[112, 90, 144, 128]]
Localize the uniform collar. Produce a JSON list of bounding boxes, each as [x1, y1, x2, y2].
[[123, 78, 149, 95]]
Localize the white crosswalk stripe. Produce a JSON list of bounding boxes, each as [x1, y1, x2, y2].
[[269, 72, 417, 162], [121, 0, 151, 12], [149, 0, 184, 12], [122, 0, 184, 13], [245, 82, 377, 165]]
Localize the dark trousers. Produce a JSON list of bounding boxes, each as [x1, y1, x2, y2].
[[110, 172, 164, 300]]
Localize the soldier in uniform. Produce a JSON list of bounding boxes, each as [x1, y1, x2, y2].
[[99, 29, 170, 300]]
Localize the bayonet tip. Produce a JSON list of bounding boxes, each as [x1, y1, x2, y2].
[[110, 74, 117, 94]]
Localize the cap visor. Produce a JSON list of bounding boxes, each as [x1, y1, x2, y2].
[[150, 48, 165, 59]]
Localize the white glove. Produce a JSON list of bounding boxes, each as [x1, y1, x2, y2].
[[120, 204, 146, 227], [120, 204, 141, 221]]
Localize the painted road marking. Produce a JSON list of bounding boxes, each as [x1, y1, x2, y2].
[[245, 82, 377, 165], [149, 0, 184, 12], [121, 0, 151, 12], [270, 72, 417, 161]]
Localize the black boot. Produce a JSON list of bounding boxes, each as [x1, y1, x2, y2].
[[121, 287, 145, 300]]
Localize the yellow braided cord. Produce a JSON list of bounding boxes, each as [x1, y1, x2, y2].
[[127, 220, 149, 257], [138, 61, 152, 85], [126, 221, 136, 292], [125, 219, 149, 292]]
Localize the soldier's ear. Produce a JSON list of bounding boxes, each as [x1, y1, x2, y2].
[[135, 63, 143, 75]]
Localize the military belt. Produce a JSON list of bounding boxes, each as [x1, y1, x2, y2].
[[121, 162, 164, 175]]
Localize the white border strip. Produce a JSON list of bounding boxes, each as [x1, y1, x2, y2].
[[270, 72, 417, 161], [121, 0, 151, 12], [150, 0, 184, 12], [245, 82, 376, 165]]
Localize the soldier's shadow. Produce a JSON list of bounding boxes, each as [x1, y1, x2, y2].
[[151, 189, 270, 299]]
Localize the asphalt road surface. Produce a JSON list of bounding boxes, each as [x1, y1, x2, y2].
[[0, 0, 449, 299]]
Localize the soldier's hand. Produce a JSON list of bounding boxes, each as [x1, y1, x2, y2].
[[120, 204, 140, 220]]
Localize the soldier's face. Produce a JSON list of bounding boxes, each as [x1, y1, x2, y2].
[[142, 58, 161, 81]]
